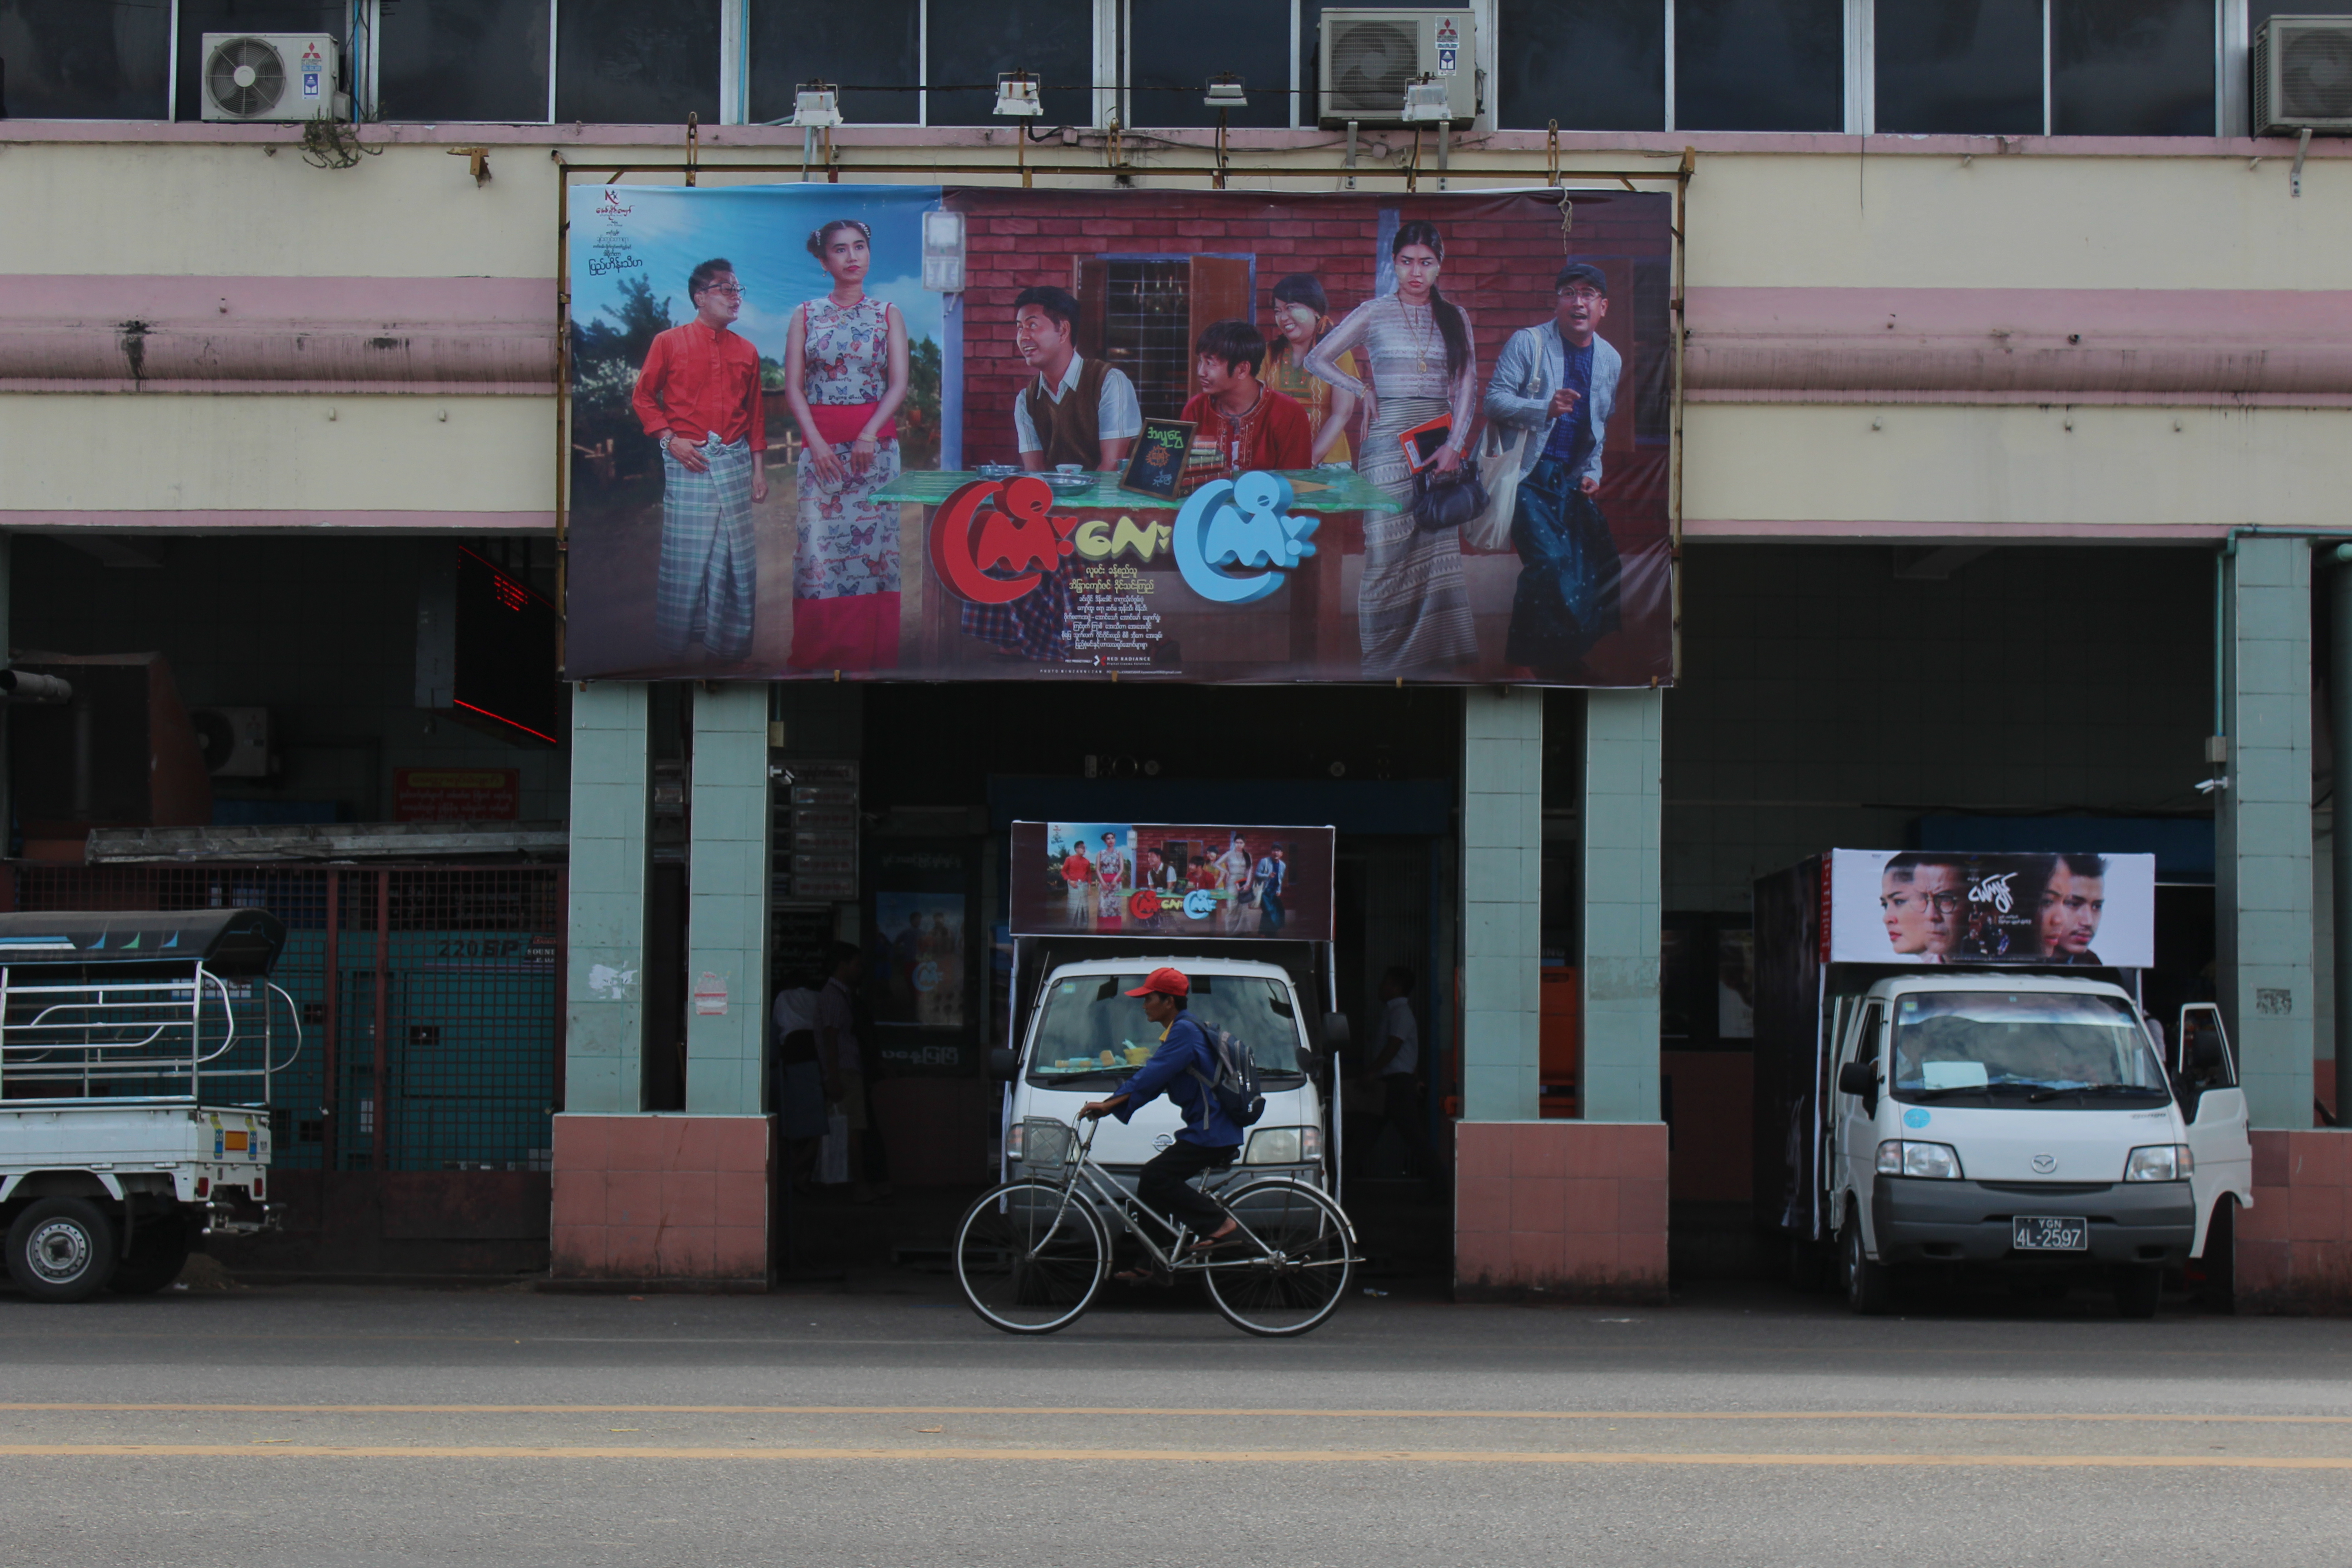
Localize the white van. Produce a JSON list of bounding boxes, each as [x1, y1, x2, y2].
[[1828, 973, 2252, 1317], [996, 956, 1334, 1200]]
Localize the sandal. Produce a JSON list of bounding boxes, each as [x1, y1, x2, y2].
[[1112, 1264, 1171, 1288], [1186, 1229, 1249, 1257]]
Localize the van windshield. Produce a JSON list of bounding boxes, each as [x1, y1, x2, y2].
[[1889, 991, 2167, 1104], [1026, 974, 1305, 1089]]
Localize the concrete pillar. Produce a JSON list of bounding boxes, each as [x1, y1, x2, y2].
[[2216, 537, 2316, 1130], [683, 683, 772, 1116], [1581, 687, 1664, 1123], [1459, 686, 1543, 1122], [2330, 549, 2352, 1120], [563, 681, 651, 1115]]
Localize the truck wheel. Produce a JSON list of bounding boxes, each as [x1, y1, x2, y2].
[[6, 1198, 118, 1303], [2112, 1264, 2163, 1320], [1841, 1216, 1891, 1316], [109, 1214, 193, 1296]]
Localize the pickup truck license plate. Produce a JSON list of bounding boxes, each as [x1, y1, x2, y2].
[[2013, 1216, 2088, 1251]]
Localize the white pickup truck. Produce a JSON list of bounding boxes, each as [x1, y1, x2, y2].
[[0, 909, 298, 1301]]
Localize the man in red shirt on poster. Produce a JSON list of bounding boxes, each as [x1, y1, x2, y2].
[[632, 257, 768, 663], [1180, 319, 1313, 486], [1060, 840, 1095, 930]]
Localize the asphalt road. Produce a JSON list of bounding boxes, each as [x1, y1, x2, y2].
[[3, 1278, 2347, 1568]]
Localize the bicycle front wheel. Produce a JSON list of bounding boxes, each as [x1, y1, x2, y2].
[[954, 1181, 1108, 1334], [1203, 1179, 1356, 1337]]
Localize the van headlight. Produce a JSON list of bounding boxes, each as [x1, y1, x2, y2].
[[1877, 1140, 1963, 1180], [1005, 1124, 1024, 1163], [2125, 1144, 2191, 1181], [1244, 1127, 1318, 1165]]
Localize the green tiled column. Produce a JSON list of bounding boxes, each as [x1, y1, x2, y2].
[[2217, 537, 2316, 1130], [565, 681, 650, 1115], [1582, 688, 1663, 1123], [1460, 687, 1543, 1121], [685, 684, 773, 1116]]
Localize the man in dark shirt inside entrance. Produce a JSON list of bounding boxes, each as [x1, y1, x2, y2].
[[1081, 966, 1244, 1283]]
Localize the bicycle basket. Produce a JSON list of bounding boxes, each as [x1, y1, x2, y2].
[[1020, 1117, 1076, 1167]]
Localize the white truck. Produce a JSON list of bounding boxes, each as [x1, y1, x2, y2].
[[0, 909, 299, 1302], [1760, 850, 2252, 1318]]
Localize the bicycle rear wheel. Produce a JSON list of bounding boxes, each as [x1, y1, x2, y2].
[[955, 1181, 1107, 1334], [1203, 1179, 1355, 1337]]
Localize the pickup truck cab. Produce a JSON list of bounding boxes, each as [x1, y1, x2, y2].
[[1828, 973, 2251, 1317], [1000, 956, 1331, 1200]]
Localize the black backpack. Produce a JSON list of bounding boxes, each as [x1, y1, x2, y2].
[[1183, 1019, 1266, 1128]]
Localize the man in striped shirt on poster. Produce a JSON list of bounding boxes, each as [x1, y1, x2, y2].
[[631, 257, 769, 664]]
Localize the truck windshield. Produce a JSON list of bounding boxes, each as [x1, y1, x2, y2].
[[1889, 991, 2166, 1102], [1026, 974, 1305, 1089]]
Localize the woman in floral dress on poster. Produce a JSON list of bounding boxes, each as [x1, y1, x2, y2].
[[782, 218, 910, 670]]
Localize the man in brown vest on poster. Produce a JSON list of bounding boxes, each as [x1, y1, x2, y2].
[[963, 286, 1146, 659]]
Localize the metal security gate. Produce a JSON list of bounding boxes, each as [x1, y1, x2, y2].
[[7, 865, 564, 1175]]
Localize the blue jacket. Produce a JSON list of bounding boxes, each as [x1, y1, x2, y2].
[[1481, 321, 1621, 490], [1110, 1014, 1243, 1149]]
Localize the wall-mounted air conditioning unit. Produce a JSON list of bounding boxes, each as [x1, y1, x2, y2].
[[190, 707, 274, 778], [199, 34, 347, 123], [2254, 16, 2352, 135], [1318, 9, 1477, 127]]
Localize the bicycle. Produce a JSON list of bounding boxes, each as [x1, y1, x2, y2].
[[953, 1114, 1357, 1337]]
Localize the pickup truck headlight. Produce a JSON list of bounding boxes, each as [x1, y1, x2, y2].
[[2125, 1144, 2192, 1181], [1005, 1124, 1024, 1163], [1245, 1127, 1320, 1165], [1877, 1139, 1963, 1180]]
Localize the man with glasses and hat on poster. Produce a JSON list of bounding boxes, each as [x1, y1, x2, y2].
[[1081, 966, 1245, 1283]]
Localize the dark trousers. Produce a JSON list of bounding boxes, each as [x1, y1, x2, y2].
[[1378, 1073, 1432, 1175], [1506, 455, 1621, 672], [1260, 888, 1286, 933], [1136, 1139, 1237, 1241]]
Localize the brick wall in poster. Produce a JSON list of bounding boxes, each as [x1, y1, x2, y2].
[[947, 188, 1671, 491]]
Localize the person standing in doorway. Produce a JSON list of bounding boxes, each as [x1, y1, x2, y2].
[[1256, 842, 1290, 936], [1484, 262, 1622, 678], [816, 941, 877, 1202], [632, 258, 767, 663], [782, 218, 910, 671], [1366, 965, 1434, 1182]]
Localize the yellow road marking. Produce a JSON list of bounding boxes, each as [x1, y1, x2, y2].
[[0, 1403, 2345, 1426], [0, 1444, 2345, 1469]]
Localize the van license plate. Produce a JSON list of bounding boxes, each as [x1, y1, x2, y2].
[[2013, 1216, 2087, 1251]]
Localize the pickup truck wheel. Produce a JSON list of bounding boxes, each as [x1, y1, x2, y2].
[[2112, 1264, 2163, 1320], [109, 1214, 193, 1295], [6, 1198, 118, 1303], [1841, 1215, 1892, 1316]]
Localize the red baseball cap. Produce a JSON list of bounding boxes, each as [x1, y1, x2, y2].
[[1124, 966, 1190, 999]]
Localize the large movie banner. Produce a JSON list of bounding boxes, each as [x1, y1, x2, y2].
[[1825, 850, 2156, 970], [1009, 821, 1334, 941], [566, 185, 1673, 686]]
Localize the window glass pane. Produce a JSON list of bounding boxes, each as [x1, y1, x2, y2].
[[1677, 0, 1843, 131], [1499, 0, 1664, 131], [554, 0, 718, 126], [2053, 0, 2215, 135], [1132, 0, 1288, 128], [377, 0, 549, 122], [0, 0, 170, 118], [747, 0, 919, 126], [175, 0, 343, 121], [1875, 0, 2044, 134], [925, 0, 1091, 127]]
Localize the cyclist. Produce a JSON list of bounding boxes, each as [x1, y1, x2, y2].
[[1080, 966, 1244, 1282]]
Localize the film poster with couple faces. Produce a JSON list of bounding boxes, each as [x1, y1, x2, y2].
[[1825, 849, 2156, 970], [564, 183, 1674, 686], [1009, 821, 1334, 940]]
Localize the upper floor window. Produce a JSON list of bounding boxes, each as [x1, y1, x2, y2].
[[0, 0, 171, 118]]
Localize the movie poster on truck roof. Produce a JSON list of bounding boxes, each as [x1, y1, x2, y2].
[[564, 183, 1674, 687], [1010, 822, 1334, 941], [1826, 850, 2156, 970]]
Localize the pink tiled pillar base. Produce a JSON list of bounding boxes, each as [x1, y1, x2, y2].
[[550, 1113, 771, 1287], [1455, 1121, 1669, 1303], [2236, 1129, 2352, 1313]]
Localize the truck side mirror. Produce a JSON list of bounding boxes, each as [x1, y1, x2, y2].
[[988, 1048, 1017, 1081], [1836, 1060, 1876, 1098], [1322, 1014, 1351, 1047]]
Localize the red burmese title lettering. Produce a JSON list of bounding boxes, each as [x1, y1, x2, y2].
[[928, 476, 1081, 605]]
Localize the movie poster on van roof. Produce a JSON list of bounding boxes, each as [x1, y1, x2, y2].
[[563, 183, 1674, 687], [1825, 850, 2156, 970], [1009, 821, 1334, 941]]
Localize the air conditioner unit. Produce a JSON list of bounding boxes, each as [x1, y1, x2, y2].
[[198, 34, 347, 123], [190, 707, 274, 778], [2254, 16, 2352, 135], [1318, 9, 1476, 127]]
